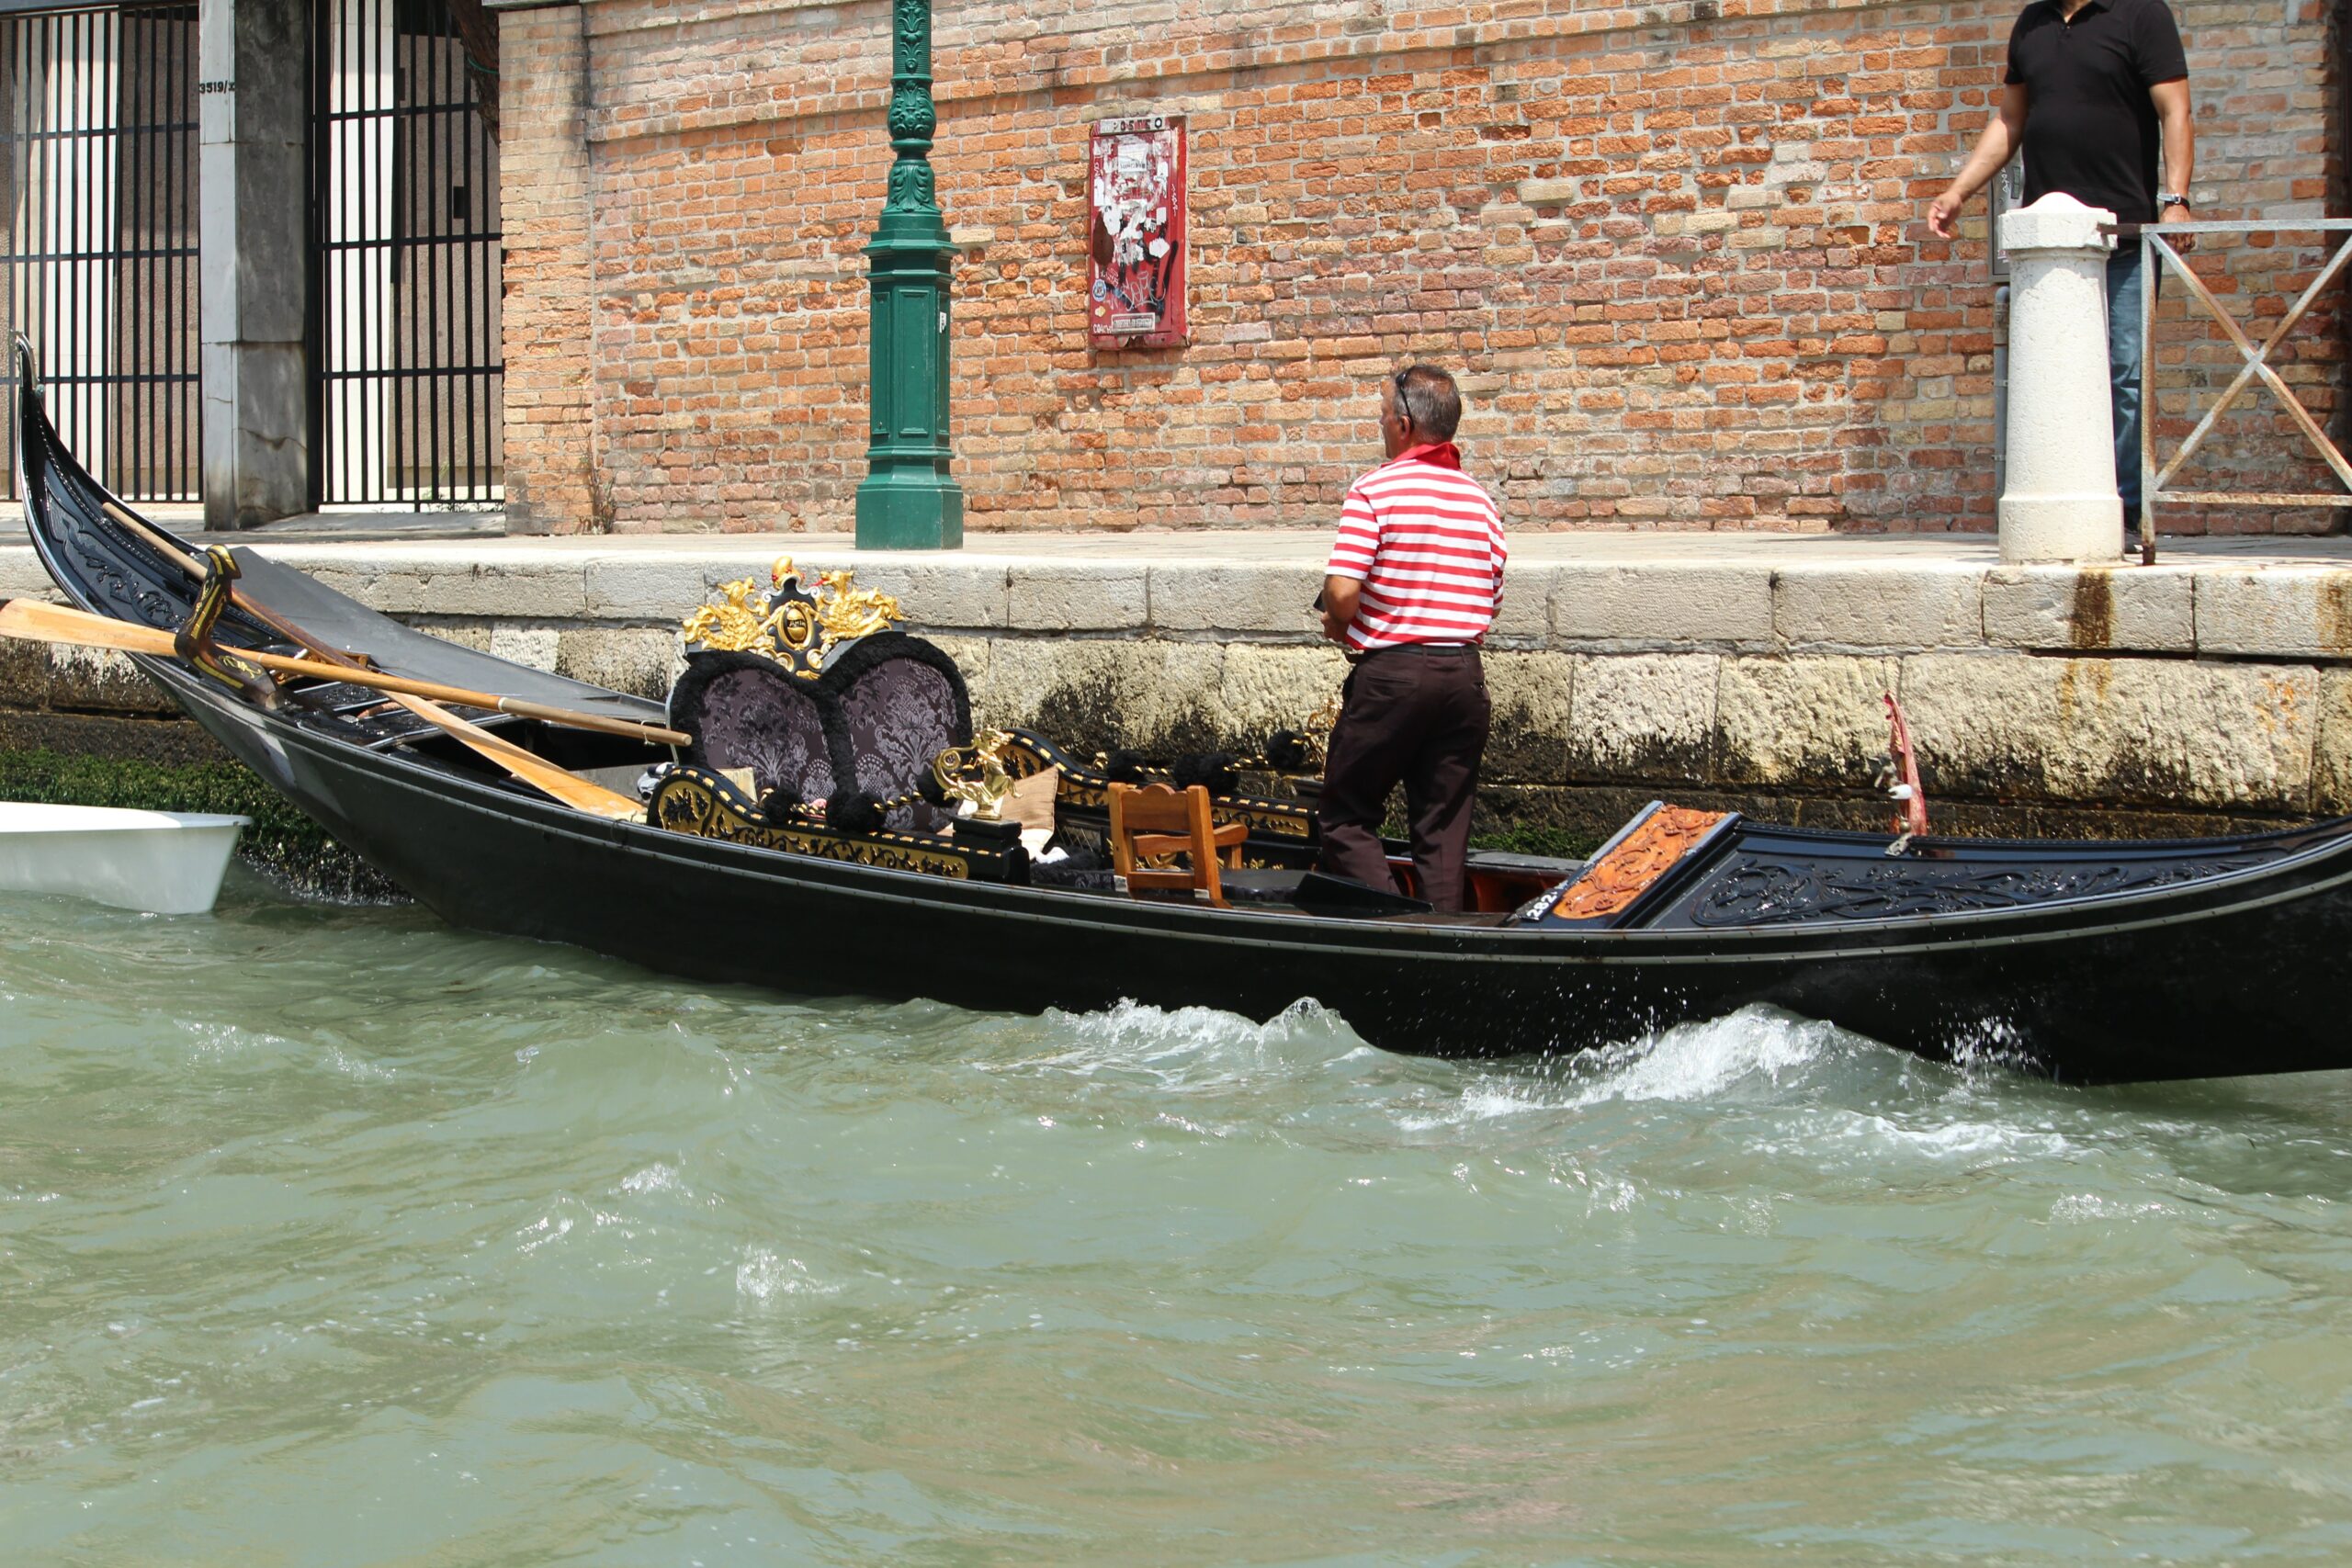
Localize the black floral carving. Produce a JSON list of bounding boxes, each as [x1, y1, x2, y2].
[[684, 663, 835, 801], [1688, 855, 2273, 927], [842, 661, 959, 829]]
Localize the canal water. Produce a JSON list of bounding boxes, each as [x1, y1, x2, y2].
[[5, 875, 2351, 1565]]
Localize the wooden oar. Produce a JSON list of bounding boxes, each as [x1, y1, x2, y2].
[[96, 500, 679, 745], [0, 596, 647, 822], [85, 502, 657, 820], [0, 596, 685, 744]]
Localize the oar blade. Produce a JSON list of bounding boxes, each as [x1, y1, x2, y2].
[[0, 597, 179, 657], [389, 691, 646, 821], [0, 597, 644, 823]]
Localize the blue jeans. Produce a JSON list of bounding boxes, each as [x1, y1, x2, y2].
[[2107, 242, 2146, 510]]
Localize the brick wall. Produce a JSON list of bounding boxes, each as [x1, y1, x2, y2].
[[496, 0, 2346, 535], [498, 6, 605, 534]]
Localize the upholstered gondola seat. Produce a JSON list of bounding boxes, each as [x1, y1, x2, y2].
[[667, 632, 973, 833]]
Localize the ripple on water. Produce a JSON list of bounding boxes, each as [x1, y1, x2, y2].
[[4, 887, 2352, 1563]]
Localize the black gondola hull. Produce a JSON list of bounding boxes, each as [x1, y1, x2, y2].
[[156, 656, 2352, 1083], [18, 337, 2350, 1086]]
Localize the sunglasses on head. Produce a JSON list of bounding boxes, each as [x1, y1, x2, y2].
[[1390, 367, 1416, 427]]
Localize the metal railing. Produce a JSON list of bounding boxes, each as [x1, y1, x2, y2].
[[311, 0, 503, 509], [2124, 217, 2352, 564], [0, 3, 198, 502]]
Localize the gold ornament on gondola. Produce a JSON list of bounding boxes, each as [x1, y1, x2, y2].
[[933, 729, 1017, 821], [810, 570, 900, 646], [679, 557, 904, 679], [1296, 691, 1343, 770]]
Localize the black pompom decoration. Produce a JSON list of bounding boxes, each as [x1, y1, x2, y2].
[[1170, 752, 1240, 798], [829, 791, 887, 835], [756, 782, 804, 816], [1263, 730, 1312, 772], [915, 766, 952, 807], [1104, 750, 1154, 785]]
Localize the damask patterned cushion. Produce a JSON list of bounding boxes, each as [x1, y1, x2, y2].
[[672, 653, 835, 803], [669, 634, 974, 834], [838, 656, 962, 831]]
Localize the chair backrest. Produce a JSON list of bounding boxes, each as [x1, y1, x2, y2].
[[830, 638, 970, 831], [673, 653, 836, 804], [671, 631, 972, 829], [1108, 782, 1248, 907]]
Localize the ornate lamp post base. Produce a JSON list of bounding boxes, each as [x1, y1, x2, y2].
[[855, 472, 964, 549], [855, 0, 963, 550], [854, 217, 964, 550]]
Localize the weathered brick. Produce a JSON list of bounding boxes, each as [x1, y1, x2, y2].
[[497, 0, 2337, 538]]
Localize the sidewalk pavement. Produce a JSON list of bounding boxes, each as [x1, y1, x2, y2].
[[122, 506, 2352, 567]]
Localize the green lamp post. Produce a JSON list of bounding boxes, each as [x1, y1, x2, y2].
[[854, 0, 964, 549]]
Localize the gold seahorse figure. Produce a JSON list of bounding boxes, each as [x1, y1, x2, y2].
[[933, 730, 1017, 820]]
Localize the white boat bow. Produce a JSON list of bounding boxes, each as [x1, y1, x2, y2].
[[0, 803, 250, 915]]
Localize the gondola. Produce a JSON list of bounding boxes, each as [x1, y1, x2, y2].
[[11, 342, 2350, 1085]]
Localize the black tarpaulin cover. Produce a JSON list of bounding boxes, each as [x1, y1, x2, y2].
[[224, 548, 668, 726]]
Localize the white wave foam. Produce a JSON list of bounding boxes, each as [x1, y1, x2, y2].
[[1796, 1111, 2075, 1162], [620, 1163, 683, 1196], [736, 1245, 840, 1303], [1392, 1008, 1854, 1129], [1570, 1010, 1847, 1105], [321, 1044, 395, 1083], [2051, 1192, 2176, 1223], [1007, 997, 1360, 1088]]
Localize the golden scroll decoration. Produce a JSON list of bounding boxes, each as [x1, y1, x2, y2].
[[679, 557, 904, 679]]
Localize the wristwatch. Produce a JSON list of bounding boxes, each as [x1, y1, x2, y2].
[[2157, 191, 2191, 211]]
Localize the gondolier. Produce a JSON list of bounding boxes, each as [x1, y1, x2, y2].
[[1317, 365, 1508, 911]]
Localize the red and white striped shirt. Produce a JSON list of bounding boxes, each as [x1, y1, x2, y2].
[[1325, 448, 1506, 652]]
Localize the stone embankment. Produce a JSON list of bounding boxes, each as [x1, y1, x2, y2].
[[8, 530, 2352, 840]]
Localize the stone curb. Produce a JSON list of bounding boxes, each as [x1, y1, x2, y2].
[[10, 539, 2352, 814], [17, 540, 2352, 660]]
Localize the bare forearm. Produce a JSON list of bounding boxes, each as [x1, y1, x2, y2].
[[2161, 107, 2194, 200], [1945, 115, 2019, 206], [1321, 575, 1361, 643], [1928, 85, 2029, 239]]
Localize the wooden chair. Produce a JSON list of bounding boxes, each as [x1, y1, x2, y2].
[[1107, 782, 1248, 907]]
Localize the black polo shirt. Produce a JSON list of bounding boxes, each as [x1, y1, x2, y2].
[[2006, 0, 2188, 222]]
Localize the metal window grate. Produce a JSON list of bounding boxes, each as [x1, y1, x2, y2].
[[311, 0, 502, 508], [0, 3, 198, 502]]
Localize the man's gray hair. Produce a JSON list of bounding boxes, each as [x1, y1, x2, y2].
[[1394, 365, 1463, 441]]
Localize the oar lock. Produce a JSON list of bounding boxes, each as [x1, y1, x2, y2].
[[175, 546, 277, 707]]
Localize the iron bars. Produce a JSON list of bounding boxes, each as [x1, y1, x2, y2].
[[0, 4, 198, 502], [311, 0, 502, 509]]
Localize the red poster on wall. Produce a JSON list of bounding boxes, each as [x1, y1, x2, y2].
[[1088, 115, 1187, 348]]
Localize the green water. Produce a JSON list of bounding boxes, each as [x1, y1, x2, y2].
[[5, 877, 2352, 1566]]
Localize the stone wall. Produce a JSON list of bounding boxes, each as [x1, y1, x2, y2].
[[12, 542, 2352, 840], [494, 0, 2345, 536]]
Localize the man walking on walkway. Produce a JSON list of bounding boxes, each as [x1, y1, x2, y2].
[[1928, 0, 2195, 541], [1317, 365, 1506, 911]]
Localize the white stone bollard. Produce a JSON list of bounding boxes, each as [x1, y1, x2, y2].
[[1997, 193, 2123, 562]]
